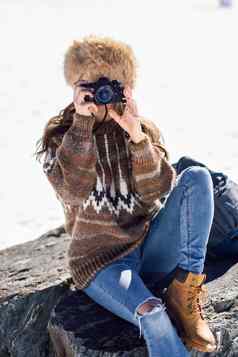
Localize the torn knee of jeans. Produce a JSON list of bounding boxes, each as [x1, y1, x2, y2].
[[136, 298, 163, 315], [134, 297, 165, 339]]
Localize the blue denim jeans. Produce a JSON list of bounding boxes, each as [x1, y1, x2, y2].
[[82, 166, 214, 357]]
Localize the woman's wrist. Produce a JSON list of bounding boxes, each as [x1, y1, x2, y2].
[[73, 112, 96, 132]]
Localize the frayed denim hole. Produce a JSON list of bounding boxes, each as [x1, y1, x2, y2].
[[134, 297, 164, 338]]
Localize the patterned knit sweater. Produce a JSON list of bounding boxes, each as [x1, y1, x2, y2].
[[42, 112, 177, 289]]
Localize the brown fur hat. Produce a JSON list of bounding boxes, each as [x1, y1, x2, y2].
[[63, 34, 138, 89]]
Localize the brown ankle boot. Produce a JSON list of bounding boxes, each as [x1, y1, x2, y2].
[[165, 272, 217, 353]]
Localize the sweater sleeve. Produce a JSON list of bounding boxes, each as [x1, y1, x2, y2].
[[128, 132, 177, 206], [42, 112, 97, 206]]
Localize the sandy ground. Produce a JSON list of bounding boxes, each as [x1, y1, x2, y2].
[[0, 0, 237, 251]]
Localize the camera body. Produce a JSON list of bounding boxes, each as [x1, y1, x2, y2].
[[80, 76, 127, 105]]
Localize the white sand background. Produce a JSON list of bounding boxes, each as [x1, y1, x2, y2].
[[0, 0, 237, 250]]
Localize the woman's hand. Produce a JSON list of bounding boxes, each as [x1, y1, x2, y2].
[[108, 87, 146, 143], [73, 84, 98, 116]]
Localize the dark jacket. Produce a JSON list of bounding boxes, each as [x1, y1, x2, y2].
[[172, 156, 238, 252]]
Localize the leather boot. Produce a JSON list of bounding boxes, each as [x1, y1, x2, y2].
[[164, 272, 217, 353]]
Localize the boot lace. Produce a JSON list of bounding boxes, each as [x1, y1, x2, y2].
[[186, 283, 208, 319]]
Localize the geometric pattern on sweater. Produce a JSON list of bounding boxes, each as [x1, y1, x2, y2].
[[83, 188, 140, 216], [42, 112, 177, 289], [83, 132, 142, 216], [43, 130, 142, 217], [44, 145, 141, 216]]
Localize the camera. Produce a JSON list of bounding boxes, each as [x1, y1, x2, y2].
[[80, 76, 127, 105]]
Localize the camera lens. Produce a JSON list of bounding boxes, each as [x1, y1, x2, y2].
[[96, 85, 113, 104]]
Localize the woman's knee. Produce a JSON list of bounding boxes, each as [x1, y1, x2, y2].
[[134, 297, 174, 338], [178, 166, 213, 194], [135, 297, 163, 316]]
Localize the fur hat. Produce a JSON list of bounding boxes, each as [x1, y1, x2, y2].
[[63, 35, 138, 89]]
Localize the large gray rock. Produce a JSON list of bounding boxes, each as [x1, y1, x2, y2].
[[0, 225, 237, 356]]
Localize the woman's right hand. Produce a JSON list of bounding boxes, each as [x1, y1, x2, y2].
[[73, 85, 98, 116]]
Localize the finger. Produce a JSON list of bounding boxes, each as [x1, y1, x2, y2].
[[77, 91, 94, 104], [74, 86, 91, 103], [87, 103, 98, 114], [124, 86, 132, 98], [78, 89, 94, 99], [80, 101, 97, 110], [74, 84, 93, 96]]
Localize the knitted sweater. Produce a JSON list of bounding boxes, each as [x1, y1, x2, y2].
[[43, 112, 177, 289]]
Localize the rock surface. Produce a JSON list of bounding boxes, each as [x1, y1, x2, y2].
[[0, 225, 237, 356]]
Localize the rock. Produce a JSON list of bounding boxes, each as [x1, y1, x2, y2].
[[47, 291, 147, 357], [0, 225, 238, 356], [213, 299, 235, 313], [0, 224, 70, 302]]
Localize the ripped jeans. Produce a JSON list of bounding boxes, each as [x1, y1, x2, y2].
[[82, 166, 214, 357]]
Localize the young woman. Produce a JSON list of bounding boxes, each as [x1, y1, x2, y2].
[[35, 35, 217, 356]]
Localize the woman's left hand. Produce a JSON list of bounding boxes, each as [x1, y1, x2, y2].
[[108, 87, 145, 143]]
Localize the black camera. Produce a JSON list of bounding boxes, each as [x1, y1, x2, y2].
[[80, 76, 127, 105]]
